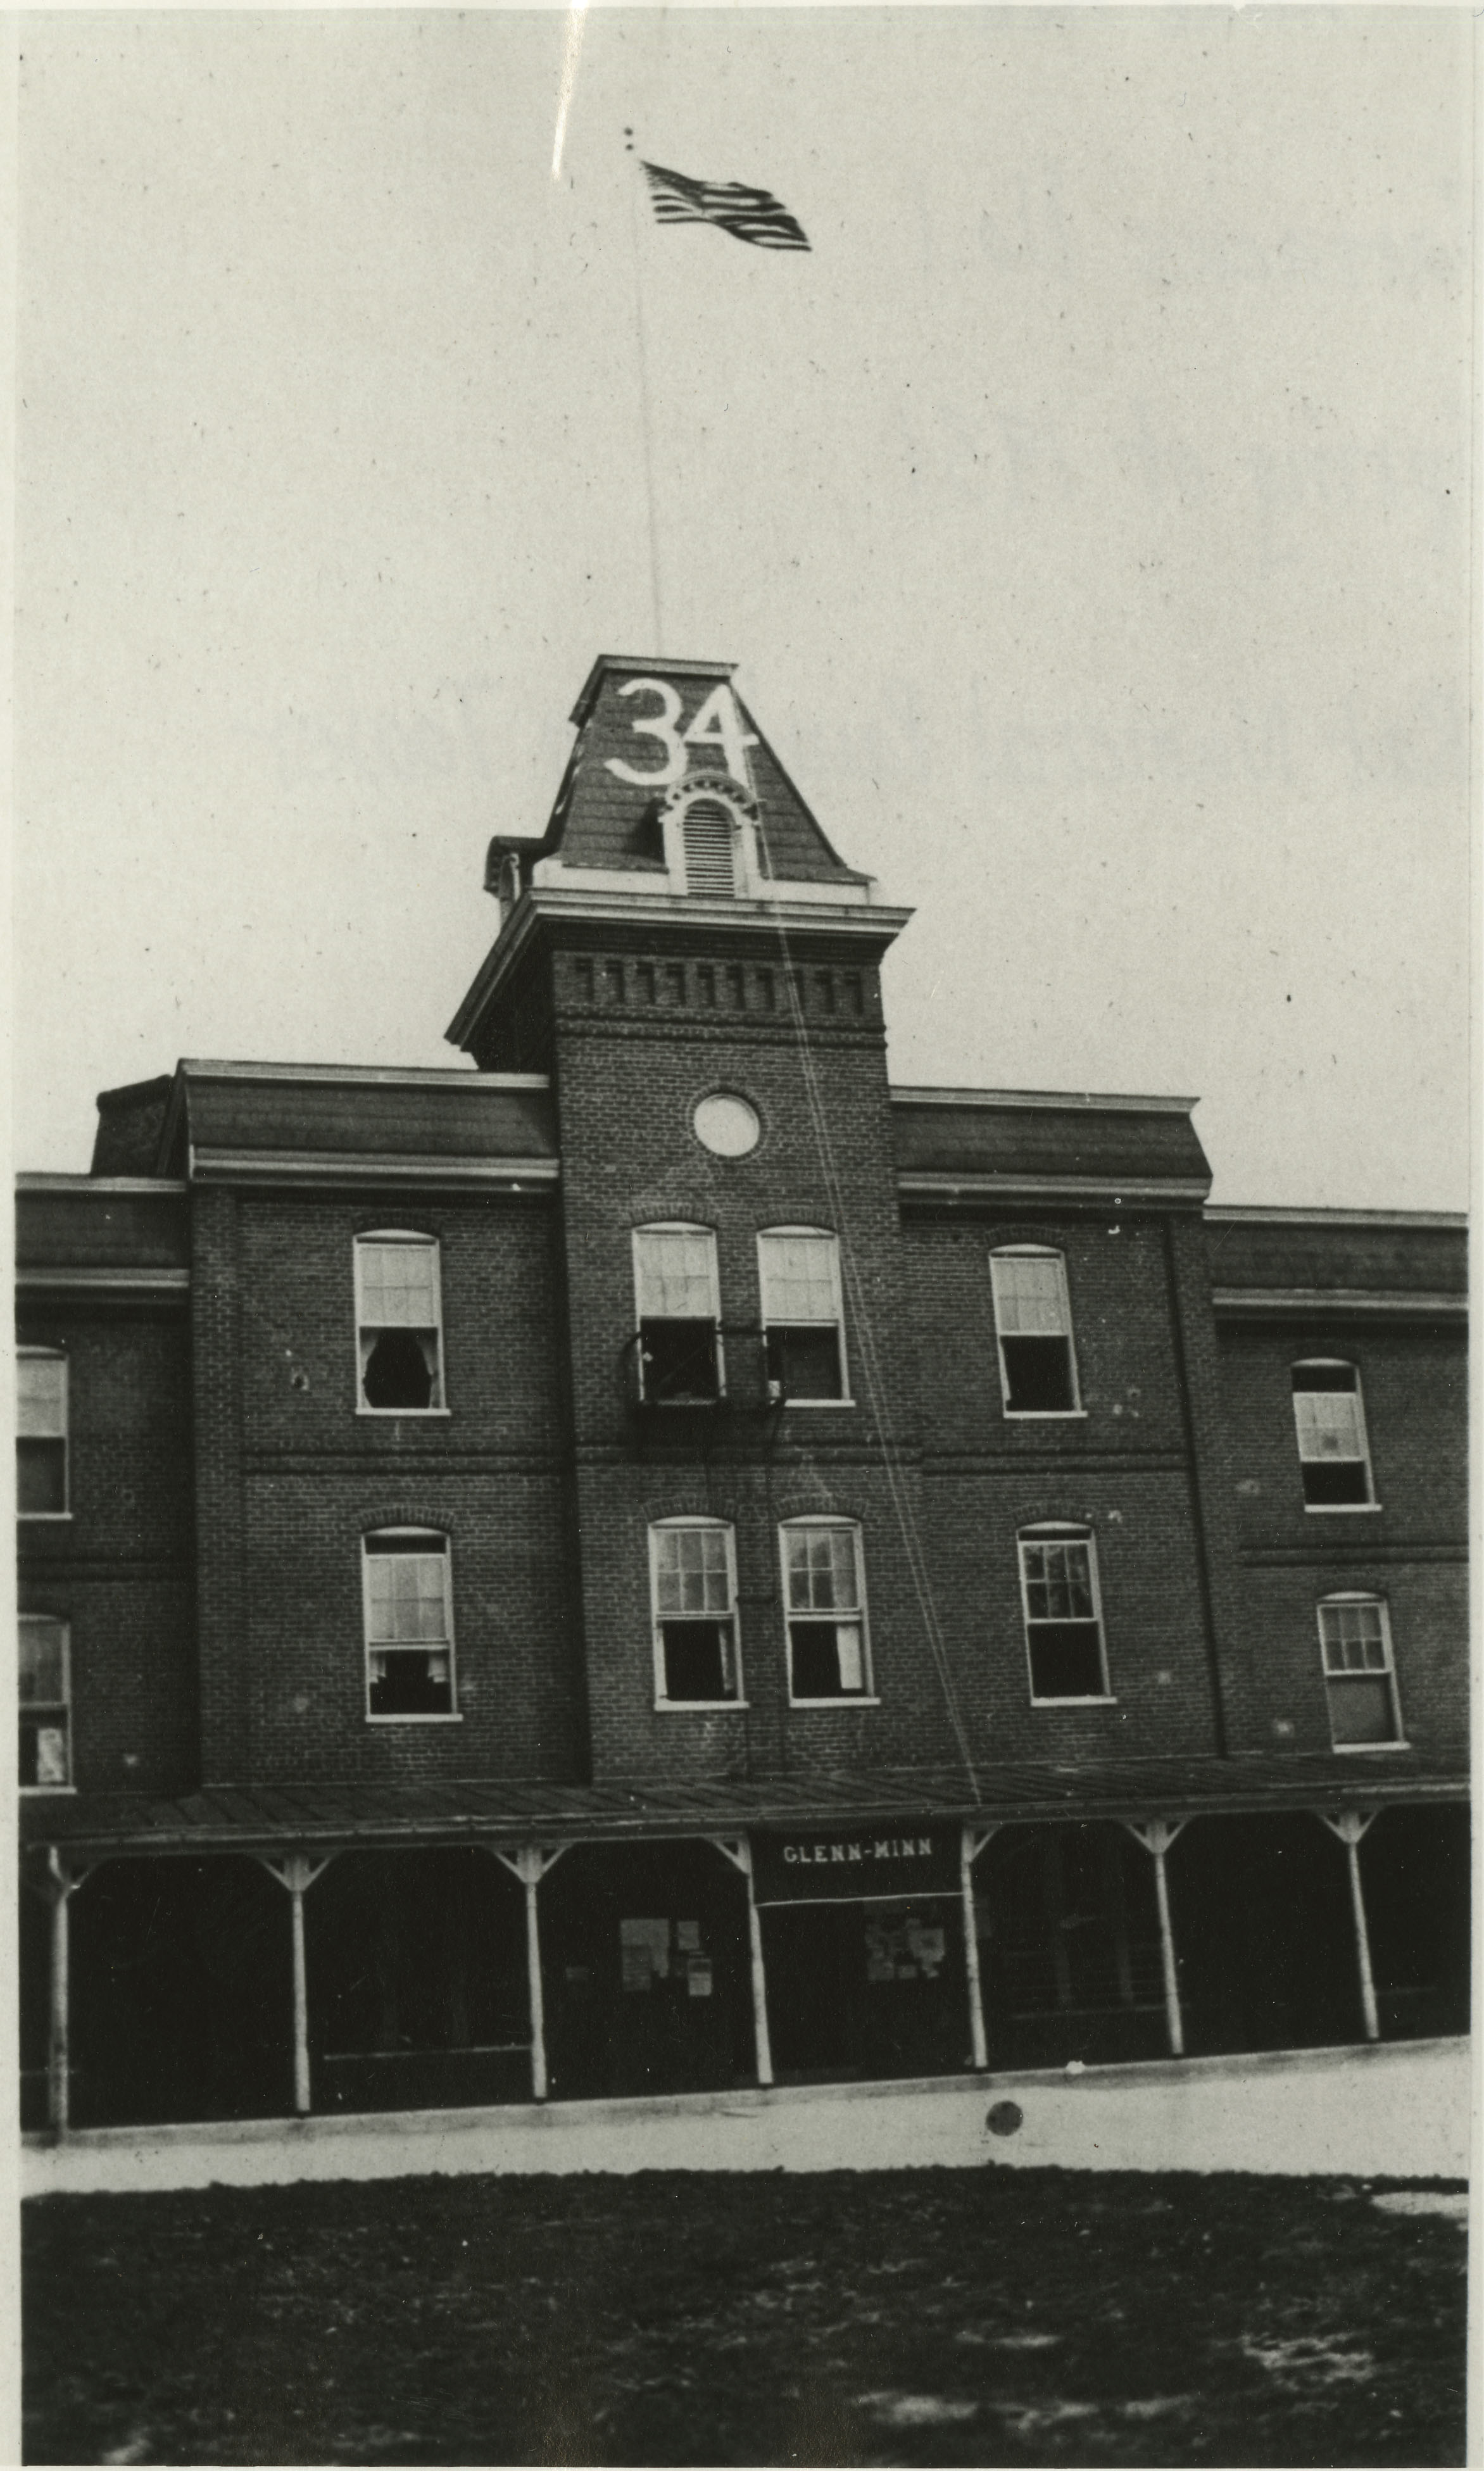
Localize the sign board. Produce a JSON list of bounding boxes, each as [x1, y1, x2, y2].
[[750, 1821, 962, 1908]]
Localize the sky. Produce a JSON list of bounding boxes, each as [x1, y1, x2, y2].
[[11, 5, 1474, 1205]]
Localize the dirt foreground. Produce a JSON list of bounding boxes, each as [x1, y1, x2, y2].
[[23, 2167, 1468, 2467]]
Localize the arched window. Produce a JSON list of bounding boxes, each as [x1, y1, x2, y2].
[[990, 1248, 1080, 1416], [17, 1349, 68, 1516], [780, 1519, 871, 1701], [1317, 1595, 1402, 1747], [633, 1224, 722, 1402], [362, 1530, 456, 1720], [1291, 1361, 1374, 1508], [681, 800, 741, 896], [1017, 1525, 1110, 1703], [650, 1519, 742, 1705], [355, 1233, 445, 1413], [758, 1228, 847, 1402]]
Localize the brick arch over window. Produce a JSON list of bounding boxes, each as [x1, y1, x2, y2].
[[356, 1504, 463, 1540]]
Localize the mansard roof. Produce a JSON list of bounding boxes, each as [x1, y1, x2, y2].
[[891, 1086, 1214, 1206], [515, 653, 872, 887]]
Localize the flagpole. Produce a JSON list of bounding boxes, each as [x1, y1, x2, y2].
[[625, 134, 665, 656]]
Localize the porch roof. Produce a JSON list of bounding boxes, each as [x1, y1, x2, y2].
[[21, 1752, 1467, 1861]]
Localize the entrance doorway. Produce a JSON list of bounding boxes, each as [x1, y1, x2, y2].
[[764, 1897, 971, 2083]]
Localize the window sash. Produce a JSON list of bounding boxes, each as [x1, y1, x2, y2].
[[634, 1228, 719, 1322], [759, 1233, 840, 1328], [1318, 1602, 1392, 1675], [19, 1617, 68, 1705], [991, 1254, 1069, 1338], [784, 1525, 861, 1614], [365, 1544, 451, 1645], [17, 1355, 67, 1437], [654, 1526, 734, 1616], [356, 1239, 440, 1329], [1293, 1389, 1366, 1464], [1020, 1539, 1096, 1624]]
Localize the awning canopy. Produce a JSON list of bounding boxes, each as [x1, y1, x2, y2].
[[21, 1752, 1467, 1864]]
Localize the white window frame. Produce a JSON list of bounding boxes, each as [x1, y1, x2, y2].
[[632, 1223, 726, 1404], [757, 1228, 852, 1407], [353, 1232, 448, 1418], [1290, 1360, 1379, 1513], [1317, 1594, 1406, 1752], [17, 1347, 70, 1520], [1017, 1524, 1113, 1706], [18, 1615, 73, 1793], [989, 1248, 1085, 1419], [779, 1518, 877, 1707], [360, 1528, 461, 1724], [648, 1517, 746, 1709]]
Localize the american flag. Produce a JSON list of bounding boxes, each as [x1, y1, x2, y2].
[[640, 160, 810, 253]]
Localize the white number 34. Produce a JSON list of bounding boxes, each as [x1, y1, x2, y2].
[[604, 679, 757, 789]]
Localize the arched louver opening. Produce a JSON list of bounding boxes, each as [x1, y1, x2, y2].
[[682, 800, 740, 897]]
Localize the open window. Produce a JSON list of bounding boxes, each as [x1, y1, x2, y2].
[[355, 1234, 445, 1413], [1292, 1362, 1375, 1508], [634, 1225, 722, 1403], [1018, 1525, 1110, 1702], [650, 1519, 742, 1704], [1318, 1596, 1404, 1748], [17, 1350, 68, 1518], [990, 1249, 1080, 1416], [19, 1616, 72, 1790], [781, 1519, 872, 1702], [759, 1229, 847, 1403], [362, 1530, 457, 1719]]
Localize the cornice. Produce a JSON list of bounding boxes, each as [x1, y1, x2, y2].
[[897, 1171, 1211, 1209], [187, 1150, 559, 1192], [446, 888, 913, 1050], [1212, 1287, 1466, 1320], [892, 1086, 1200, 1117]]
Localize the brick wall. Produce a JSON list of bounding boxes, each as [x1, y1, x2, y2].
[[18, 1300, 198, 1793], [1216, 1316, 1468, 1755], [192, 1188, 586, 1784]]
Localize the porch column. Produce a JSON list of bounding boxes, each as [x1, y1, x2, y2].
[[1122, 1820, 1189, 2057], [489, 1845, 569, 2101], [960, 1827, 999, 2072], [44, 1849, 93, 2137], [711, 1839, 773, 2086], [258, 1851, 337, 2115], [1317, 1809, 1381, 2042]]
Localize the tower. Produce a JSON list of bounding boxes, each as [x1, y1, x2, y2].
[[446, 657, 961, 1783]]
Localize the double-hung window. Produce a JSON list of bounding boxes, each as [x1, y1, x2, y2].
[[355, 1234, 445, 1413], [362, 1530, 457, 1719], [19, 1617, 72, 1790], [650, 1519, 741, 1704], [634, 1225, 722, 1403], [18, 1350, 68, 1517], [781, 1519, 871, 1701], [1291, 1362, 1375, 1508], [759, 1229, 847, 1403], [1019, 1525, 1110, 1702], [1318, 1597, 1404, 1748], [990, 1249, 1080, 1415]]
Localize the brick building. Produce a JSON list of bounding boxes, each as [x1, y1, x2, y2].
[[17, 654, 1468, 2134]]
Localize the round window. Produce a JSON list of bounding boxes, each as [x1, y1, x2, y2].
[[693, 1093, 761, 1159]]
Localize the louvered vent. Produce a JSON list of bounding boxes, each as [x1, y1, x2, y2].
[[682, 802, 739, 897]]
